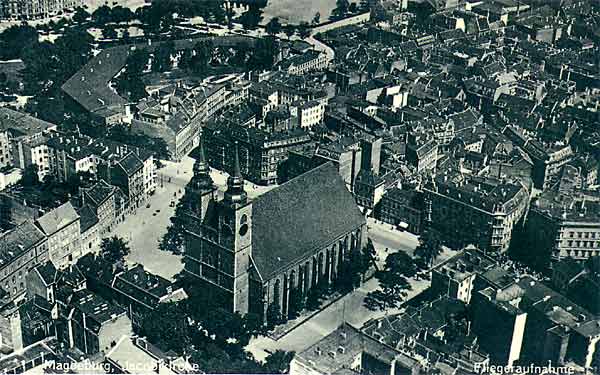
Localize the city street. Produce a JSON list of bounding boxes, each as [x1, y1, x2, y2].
[[246, 218, 456, 362], [112, 157, 195, 281], [247, 273, 430, 362], [367, 218, 420, 268], [112, 156, 275, 281]]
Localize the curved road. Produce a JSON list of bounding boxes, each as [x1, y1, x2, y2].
[[306, 33, 335, 62]]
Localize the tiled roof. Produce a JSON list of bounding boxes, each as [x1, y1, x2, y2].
[[72, 289, 126, 328], [78, 204, 99, 234], [117, 152, 144, 177], [33, 262, 58, 286], [35, 202, 79, 236], [84, 180, 116, 207], [0, 108, 57, 136], [112, 264, 179, 309], [252, 162, 365, 280], [0, 221, 46, 268]]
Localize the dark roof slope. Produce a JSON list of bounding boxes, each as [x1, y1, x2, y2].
[[33, 262, 58, 286], [117, 152, 144, 176], [0, 221, 46, 268], [252, 162, 365, 280], [78, 204, 99, 233]]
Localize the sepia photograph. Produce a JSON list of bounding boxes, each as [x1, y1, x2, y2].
[[0, 0, 598, 373]]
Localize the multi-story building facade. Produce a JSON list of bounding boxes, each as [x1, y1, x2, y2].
[[81, 180, 119, 239], [0, 220, 48, 301], [526, 190, 600, 262], [203, 119, 312, 185], [377, 187, 425, 234], [289, 100, 326, 129], [106, 152, 145, 213], [473, 276, 600, 369], [35, 202, 81, 269], [431, 246, 496, 304], [281, 51, 328, 75], [1, 108, 57, 179], [406, 132, 438, 173], [58, 289, 132, 355], [0, 0, 83, 19], [424, 172, 529, 253]]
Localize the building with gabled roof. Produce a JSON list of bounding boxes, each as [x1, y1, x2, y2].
[[81, 180, 120, 239], [423, 171, 529, 253], [184, 143, 366, 323], [35, 202, 81, 269], [0, 220, 48, 304], [58, 289, 132, 356]]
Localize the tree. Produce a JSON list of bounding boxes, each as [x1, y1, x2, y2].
[[414, 230, 443, 268], [238, 6, 263, 30], [111, 5, 134, 23], [0, 25, 39, 60], [359, 238, 377, 277], [72, 7, 90, 23], [385, 251, 418, 279], [127, 49, 150, 75], [266, 301, 283, 328], [306, 279, 329, 310], [364, 268, 411, 311], [122, 29, 131, 43], [178, 48, 193, 70], [331, 0, 350, 20], [92, 5, 113, 25], [190, 40, 212, 75], [297, 22, 311, 39], [363, 249, 415, 311], [20, 164, 40, 186], [152, 41, 175, 72], [283, 25, 295, 40], [102, 26, 118, 40], [264, 350, 295, 374], [138, 302, 191, 355], [312, 12, 321, 25], [100, 236, 130, 263], [287, 287, 304, 319], [265, 17, 282, 35], [247, 37, 279, 71]]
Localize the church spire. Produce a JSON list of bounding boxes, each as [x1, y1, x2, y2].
[[224, 142, 247, 206], [190, 136, 213, 192]]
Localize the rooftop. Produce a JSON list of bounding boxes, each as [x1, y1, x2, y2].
[[0, 108, 57, 137], [0, 221, 46, 269], [295, 323, 418, 374], [35, 201, 79, 236], [251, 162, 365, 280], [435, 246, 496, 283]]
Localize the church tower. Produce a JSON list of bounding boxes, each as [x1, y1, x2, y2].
[[185, 136, 216, 220], [219, 142, 253, 314]]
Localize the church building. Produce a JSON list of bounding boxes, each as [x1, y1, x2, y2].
[[183, 138, 367, 323]]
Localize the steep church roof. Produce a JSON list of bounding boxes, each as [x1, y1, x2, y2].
[[251, 162, 365, 280]]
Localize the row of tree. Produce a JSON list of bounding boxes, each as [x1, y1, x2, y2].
[[138, 276, 294, 373], [364, 229, 443, 311], [266, 240, 377, 328]]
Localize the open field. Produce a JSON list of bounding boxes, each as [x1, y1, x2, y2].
[[260, 0, 338, 25]]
